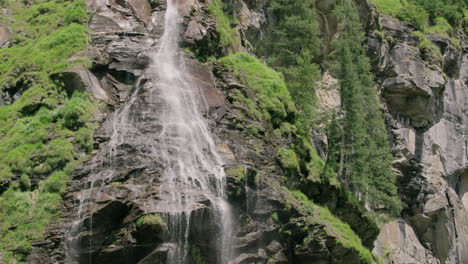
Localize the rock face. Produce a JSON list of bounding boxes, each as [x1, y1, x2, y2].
[[367, 11, 468, 264], [27, 1, 358, 263], [24, 0, 467, 264], [234, 0, 468, 263]]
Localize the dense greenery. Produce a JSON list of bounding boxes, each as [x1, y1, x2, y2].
[[263, 0, 322, 130], [327, 0, 401, 215], [284, 189, 377, 263], [219, 53, 325, 183], [0, 1, 96, 262], [207, 0, 240, 51], [373, 0, 466, 30], [219, 53, 296, 128]]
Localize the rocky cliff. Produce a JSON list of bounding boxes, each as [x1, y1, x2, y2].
[[0, 0, 466, 264]]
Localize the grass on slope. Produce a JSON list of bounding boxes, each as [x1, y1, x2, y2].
[[219, 53, 297, 128], [287, 189, 376, 264], [0, 1, 97, 263], [207, 0, 240, 50]]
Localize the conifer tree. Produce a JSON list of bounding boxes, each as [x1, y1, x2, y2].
[[265, 0, 322, 130], [328, 0, 401, 214]]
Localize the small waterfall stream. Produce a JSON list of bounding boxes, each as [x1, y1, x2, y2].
[[152, 0, 233, 263], [66, 0, 234, 263]]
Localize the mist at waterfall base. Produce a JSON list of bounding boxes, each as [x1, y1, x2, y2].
[[66, 1, 235, 263]]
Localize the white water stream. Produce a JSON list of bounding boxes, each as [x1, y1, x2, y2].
[[67, 0, 234, 263], [152, 0, 233, 263]]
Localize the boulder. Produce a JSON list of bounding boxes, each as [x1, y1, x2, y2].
[[0, 24, 10, 48], [373, 220, 439, 264], [54, 65, 114, 105]]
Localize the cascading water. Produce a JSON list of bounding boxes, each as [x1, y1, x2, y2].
[[66, 0, 234, 263], [152, 1, 233, 262]]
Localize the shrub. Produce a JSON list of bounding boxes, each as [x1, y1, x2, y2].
[[39, 171, 69, 193], [219, 53, 297, 127], [396, 3, 429, 30], [64, 2, 89, 25], [372, 0, 404, 16], [208, 0, 239, 50]]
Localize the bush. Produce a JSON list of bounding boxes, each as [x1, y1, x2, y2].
[[396, 3, 429, 30], [208, 0, 239, 50], [57, 93, 94, 130], [40, 171, 69, 193], [219, 53, 296, 127], [372, 0, 404, 16], [64, 2, 89, 25]]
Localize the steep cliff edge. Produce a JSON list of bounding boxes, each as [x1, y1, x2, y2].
[[368, 11, 468, 264]]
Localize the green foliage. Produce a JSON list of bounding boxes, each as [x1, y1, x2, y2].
[[219, 53, 297, 128], [0, 184, 63, 261], [0, 1, 96, 262], [64, 1, 89, 25], [135, 213, 167, 230], [225, 165, 246, 182], [396, 3, 429, 30], [373, 0, 466, 28], [372, 0, 404, 15], [413, 31, 443, 61], [190, 244, 208, 264], [56, 92, 95, 130], [329, 0, 401, 215], [277, 148, 300, 176], [413, 0, 466, 27], [208, 0, 239, 50], [288, 189, 375, 264], [264, 0, 322, 131], [0, 1, 90, 87], [266, 0, 321, 63]]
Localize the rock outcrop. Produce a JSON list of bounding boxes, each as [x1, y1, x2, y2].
[[366, 8, 468, 264], [28, 1, 375, 263], [23, 0, 467, 264]]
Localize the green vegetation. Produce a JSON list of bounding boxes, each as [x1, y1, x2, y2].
[[135, 213, 167, 230], [328, 0, 401, 215], [225, 165, 246, 182], [264, 0, 322, 130], [287, 189, 375, 264], [219, 53, 296, 128], [412, 31, 443, 61], [207, 0, 240, 50], [190, 244, 208, 264], [372, 0, 466, 30], [219, 52, 325, 187], [372, 0, 466, 56], [277, 148, 300, 177], [0, 1, 96, 262], [372, 0, 404, 15]]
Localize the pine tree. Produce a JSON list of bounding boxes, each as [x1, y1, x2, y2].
[[265, 0, 322, 130], [328, 0, 401, 215]]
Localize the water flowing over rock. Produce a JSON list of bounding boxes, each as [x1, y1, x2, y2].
[[21, 1, 467, 264]]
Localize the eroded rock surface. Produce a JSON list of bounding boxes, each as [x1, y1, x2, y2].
[[368, 11, 468, 264], [24, 1, 467, 264]]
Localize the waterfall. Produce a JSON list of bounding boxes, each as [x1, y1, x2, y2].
[[66, 0, 234, 263], [152, 0, 233, 263]]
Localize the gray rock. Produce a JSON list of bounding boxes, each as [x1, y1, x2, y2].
[[372, 12, 468, 264], [54, 65, 115, 105], [0, 24, 10, 48]]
